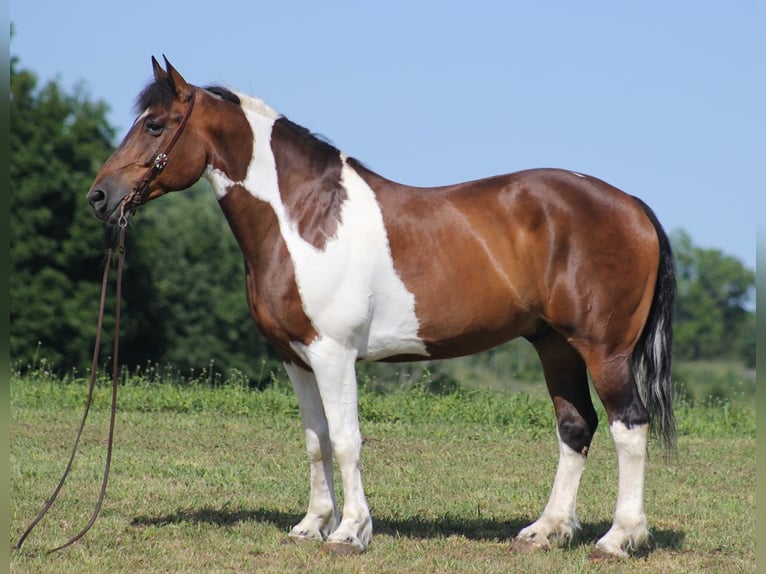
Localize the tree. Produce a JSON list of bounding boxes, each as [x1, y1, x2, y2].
[[10, 54, 116, 370], [671, 230, 755, 361]]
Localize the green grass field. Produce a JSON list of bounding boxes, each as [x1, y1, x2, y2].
[[10, 369, 755, 573]]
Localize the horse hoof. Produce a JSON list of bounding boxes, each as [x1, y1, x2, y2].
[[321, 541, 365, 556], [509, 537, 548, 554], [587, 547, 627, 562]]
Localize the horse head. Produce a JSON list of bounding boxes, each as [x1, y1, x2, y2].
[[87, 57, 206, 224]]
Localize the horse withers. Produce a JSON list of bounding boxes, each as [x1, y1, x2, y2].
[[87, 57, 675, 559]]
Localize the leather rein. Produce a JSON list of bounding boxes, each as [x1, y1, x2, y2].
[[15, 90, 196, 554]]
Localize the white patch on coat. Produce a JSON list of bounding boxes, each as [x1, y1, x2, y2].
[[203, 94, 428, 361]]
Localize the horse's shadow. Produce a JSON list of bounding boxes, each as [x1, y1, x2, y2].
[[130, 506, 685, 551]]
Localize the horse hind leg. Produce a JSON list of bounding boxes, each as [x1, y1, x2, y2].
[[579, 346, 651, 558], [512, 330, 598, 552]]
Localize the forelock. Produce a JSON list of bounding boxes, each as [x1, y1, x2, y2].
[[134, 77, 177, 114]]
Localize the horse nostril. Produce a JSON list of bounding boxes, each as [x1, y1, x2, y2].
[[88, 188, 106, 208]]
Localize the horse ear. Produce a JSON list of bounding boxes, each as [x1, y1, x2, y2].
[[163, 55, 193, 102], [151, 56, 167, 81]]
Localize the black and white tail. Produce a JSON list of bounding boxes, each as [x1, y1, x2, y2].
[[631, 197, 677, 451]]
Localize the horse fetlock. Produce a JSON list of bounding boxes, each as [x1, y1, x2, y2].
[[289, 510, 339, 542], [512, 516, 578, 553], [325, 515, 372, 553], [288, 526, 323, 543], [594, 518, 650, 558]]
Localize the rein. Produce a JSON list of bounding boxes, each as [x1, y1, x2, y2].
[[14, 223, 126, 554], [14, 89, 196, 554]]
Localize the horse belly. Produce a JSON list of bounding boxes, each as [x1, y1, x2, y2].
[[416, 291, 539, 359], [382, 201, 539, 359]]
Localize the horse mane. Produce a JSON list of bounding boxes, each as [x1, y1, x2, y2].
[[134, 79, 352, 165], [277, 117, 341, 158], [203, 85, 241, 105]]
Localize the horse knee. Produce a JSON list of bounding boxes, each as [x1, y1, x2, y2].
[[558, 413, 597, 456]]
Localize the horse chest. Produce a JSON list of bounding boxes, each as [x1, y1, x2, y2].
[[271, 165, 428, 361]]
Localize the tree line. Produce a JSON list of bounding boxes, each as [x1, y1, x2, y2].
[[9, 55, 756, 385]]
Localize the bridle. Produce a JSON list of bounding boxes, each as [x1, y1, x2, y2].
[[14, 88, 197, 554], [122, 88, 197, 220]]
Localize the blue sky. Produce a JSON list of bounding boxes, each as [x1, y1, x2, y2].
[[11, 1, 762, 271]]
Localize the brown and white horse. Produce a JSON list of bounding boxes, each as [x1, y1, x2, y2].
[[87, 58, 675, 558]]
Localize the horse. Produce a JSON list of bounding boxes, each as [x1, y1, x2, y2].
[[87, 57, 675, 559]]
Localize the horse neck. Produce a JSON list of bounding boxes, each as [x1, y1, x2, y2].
[[268, 117, 348, 249], [206, 102, 350, 254], [204, 99, 353, 268]]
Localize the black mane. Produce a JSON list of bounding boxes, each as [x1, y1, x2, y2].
[[134, 80, 242, 113], [277, 117, 341, 157], [203, 85, 241, 105]]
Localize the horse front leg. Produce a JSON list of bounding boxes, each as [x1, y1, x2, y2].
[[284, 362, 339, 542], [303, 338, 372, 554]]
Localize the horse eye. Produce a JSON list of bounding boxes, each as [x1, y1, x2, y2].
[[145, 121, 163, 136]]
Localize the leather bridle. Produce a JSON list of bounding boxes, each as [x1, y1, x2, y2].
[[123, 89, 197, 219], [15, 88, 197, 554]]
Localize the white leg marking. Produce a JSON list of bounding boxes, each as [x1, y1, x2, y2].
[[284, 363, 339, 541], [298, 338, 372, 551], [516, 430, 586, 548], [595, 422, 649, 557]]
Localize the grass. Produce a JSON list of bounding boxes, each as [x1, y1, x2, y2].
[[9, 369, 755, 573]]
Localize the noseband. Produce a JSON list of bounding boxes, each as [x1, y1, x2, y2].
[[121, 88, 197, 221]]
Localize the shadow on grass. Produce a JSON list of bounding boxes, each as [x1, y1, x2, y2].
[[131, 506, 685, 550]]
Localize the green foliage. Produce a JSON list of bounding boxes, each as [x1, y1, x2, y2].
[[10, 54, 116, 371], [672, 359, 755, 408], [10, 365, 755, 440], [671, 230, 755, 362], [737, 312, 756, 369]]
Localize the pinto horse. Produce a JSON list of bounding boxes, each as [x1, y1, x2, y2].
[[87, 58, 675, 558]]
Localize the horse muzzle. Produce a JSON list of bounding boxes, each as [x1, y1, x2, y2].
[[87, 183, 131, 225]]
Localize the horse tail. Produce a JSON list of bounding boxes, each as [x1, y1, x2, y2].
[[631, 197, 677, 452]]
